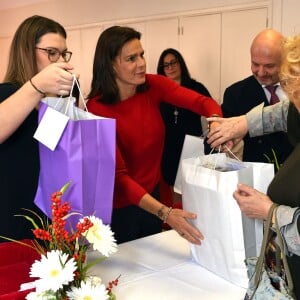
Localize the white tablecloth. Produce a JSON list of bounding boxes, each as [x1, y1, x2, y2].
[[90, 230, 246, 299]]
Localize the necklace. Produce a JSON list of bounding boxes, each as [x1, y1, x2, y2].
[[174, 107, 179, 124]]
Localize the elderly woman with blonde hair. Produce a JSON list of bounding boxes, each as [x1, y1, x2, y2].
[[241, 33, 300, 297], [280, 34, 300, 112]]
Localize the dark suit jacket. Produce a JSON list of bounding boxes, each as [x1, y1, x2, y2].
[[222, 75, 293, 170]]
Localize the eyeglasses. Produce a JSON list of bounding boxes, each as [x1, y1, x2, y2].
[[35, 47, 72, 62], [161, 59, 178, 69]]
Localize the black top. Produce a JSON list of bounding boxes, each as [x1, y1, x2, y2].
[[222, 75, 293, 171], [0, 83, 43, 241], [160, 78, 211, 186], [287, 102, 300, 148], [267, 102, 300, 299]]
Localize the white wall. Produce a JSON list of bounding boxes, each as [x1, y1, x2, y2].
[[0, 0, 271, 95], [281, 0, 300, 35], [0, 0, 269, 36], [1, 0, 300, 59]]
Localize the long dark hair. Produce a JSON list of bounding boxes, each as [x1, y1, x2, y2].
[[157, 48, 192, 85], [88, 25, 148, 104], [4, 15, 67, 86]]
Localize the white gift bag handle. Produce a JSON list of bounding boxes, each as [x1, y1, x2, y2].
[[55, 75, 89, 121], [52, 75, 87, 117], [69, 74, 88, 112]]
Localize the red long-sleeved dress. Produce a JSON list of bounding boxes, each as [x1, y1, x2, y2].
[[87, 74, 222, 208]]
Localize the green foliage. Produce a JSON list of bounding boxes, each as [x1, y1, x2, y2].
[[263, 148, 281, 172]]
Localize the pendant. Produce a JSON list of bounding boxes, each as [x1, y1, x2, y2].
[[174, 107, 178, 124]]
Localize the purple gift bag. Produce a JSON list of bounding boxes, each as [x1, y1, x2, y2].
[[34, 97, 116, 225]]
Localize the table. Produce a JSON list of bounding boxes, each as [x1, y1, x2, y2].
[[90, 230, 246, 299]]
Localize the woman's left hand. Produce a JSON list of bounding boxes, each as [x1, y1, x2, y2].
[[166, 208, 204, 245], [233, 183, 273, 220]]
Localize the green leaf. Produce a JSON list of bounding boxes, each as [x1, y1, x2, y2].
[[109, 293, 117, 300], [60, 181, 72, 194], [14, 213, 39, 229], [0, 236, 38, 252], [82, 256, 107, 273]]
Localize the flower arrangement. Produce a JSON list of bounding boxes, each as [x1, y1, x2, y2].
[[3, 183, 118, 300]]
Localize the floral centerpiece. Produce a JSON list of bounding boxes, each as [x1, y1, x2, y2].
[[2, 183, 118, 300]]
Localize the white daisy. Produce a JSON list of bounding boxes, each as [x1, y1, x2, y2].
[[26, 290, 56, 300], [66, 279, 109, 300], [81, 216, 117, 257], [29, 250, 77, 292]]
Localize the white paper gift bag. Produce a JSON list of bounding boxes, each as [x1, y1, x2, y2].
[[174, 134, 205, 194], [181, 153, 274, 288]]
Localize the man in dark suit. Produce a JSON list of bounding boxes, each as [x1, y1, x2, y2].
[[222, 29, 293, 171]]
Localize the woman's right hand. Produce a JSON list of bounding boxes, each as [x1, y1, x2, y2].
[[140, 193, 204, 245], [32, 62, 75, 97], [167, 208, 204, 245]]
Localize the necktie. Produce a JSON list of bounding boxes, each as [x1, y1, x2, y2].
[[266, 85, 280, 105]]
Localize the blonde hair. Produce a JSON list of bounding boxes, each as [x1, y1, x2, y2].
[[280, 34, 300, 102]]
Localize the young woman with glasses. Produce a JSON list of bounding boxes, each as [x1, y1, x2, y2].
[[0, 15, 74, 241], [157, 48, 212, 209]]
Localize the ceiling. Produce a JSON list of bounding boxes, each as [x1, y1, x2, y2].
[[0, 0, 48, 10]]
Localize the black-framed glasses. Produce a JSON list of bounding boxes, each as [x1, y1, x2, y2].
[[36, 47, 72, 62], [161, 59, 178, 69]]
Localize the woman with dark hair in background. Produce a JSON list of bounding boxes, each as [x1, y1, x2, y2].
[[157, 48, 212, 207]]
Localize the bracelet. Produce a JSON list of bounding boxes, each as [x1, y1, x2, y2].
[[157, 205, 166, 220], [29, 78, 46, 97], [163, 207, 173, 223]]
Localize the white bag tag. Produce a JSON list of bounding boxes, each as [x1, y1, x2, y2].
[[33, 103, 69, 151]]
